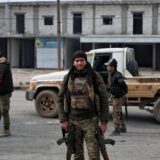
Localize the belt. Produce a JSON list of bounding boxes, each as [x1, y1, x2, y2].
[[69, 116, 98, 126]]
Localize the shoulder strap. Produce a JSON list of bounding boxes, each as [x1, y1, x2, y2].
[[109, 72, 117, 87]]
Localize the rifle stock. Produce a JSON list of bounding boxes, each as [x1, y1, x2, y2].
[[95, 127, 115, 160], [56, 125, 75, 160]]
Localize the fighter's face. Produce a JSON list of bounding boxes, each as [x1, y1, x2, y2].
[[106, 65, 115, 73], [73, 57, 87, 71]]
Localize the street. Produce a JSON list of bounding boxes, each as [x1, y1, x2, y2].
[[0, 90, 160, 160]]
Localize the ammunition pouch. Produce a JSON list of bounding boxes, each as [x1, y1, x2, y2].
[[71, 95, 91, 109]]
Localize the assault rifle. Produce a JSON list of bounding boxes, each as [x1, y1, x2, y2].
[[56, 125, 75, 160], [95, 127, 115, 160]]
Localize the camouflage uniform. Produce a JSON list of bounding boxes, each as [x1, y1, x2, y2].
[[0, 93, 11, 130], [112, 96, 126, 129], [70, 117, 99, 160], [0, 55, 13, 136], [57, 69, 109, 160]]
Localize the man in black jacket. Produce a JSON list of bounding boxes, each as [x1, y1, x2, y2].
[[106, 58, 128, 136], [0, 53, 13, 137]]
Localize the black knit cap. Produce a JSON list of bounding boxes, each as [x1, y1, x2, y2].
[[72, 50, 87, 62], [105, 58, 117, 68]]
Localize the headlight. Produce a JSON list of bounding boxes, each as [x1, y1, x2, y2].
[[30, 79, 37, 90]]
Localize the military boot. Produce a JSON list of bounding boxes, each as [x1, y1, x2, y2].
[[0, 129, 11, 137], [110, 128, 121, 136], [120, 127, 127, 133]]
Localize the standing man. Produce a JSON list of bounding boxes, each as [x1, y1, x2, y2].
[[57, 50, 109, 160], [106, 58, 128, 136], [0, 53, 13, 137]]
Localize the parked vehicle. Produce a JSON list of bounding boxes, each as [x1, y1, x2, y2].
[[26, 47, 160, 123]]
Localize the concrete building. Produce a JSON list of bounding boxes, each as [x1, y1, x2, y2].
[[0, 0, 63, 69], [1, 0, 160, 70]]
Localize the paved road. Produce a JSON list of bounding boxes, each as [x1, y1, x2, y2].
[[0, 90, 160, 160]]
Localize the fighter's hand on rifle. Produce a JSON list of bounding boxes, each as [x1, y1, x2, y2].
[[60, 121, 69, 131], [100, 122, 108, 134]]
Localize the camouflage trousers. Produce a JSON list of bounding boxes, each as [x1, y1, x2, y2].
[[112, 96, 126, 129], [0, 93, 11, 130], [70, 117, 101, 160]]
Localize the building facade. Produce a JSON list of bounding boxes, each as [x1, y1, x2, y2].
[[0, 0, 160, 70]]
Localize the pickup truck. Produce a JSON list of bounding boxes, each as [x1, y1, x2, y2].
[[26, 47, 160, 123]]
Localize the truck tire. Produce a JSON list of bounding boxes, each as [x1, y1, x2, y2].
[[153, 99, 160, 123], [127, 60, 139, 76], [35, 90, 58, 118]]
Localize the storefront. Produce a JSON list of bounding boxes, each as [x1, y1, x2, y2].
[[35, 37, 64, 69]]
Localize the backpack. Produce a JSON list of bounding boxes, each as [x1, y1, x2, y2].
[[109, 71, 128, 98]]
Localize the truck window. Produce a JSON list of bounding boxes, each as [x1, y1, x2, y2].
[[93, 54, 111, 84], [93, 55, 110, 71]]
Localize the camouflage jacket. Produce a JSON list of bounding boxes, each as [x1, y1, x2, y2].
[[57, 71, 109, 123]]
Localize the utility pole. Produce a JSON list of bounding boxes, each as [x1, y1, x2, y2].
[[57, 0, 61, 70]]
